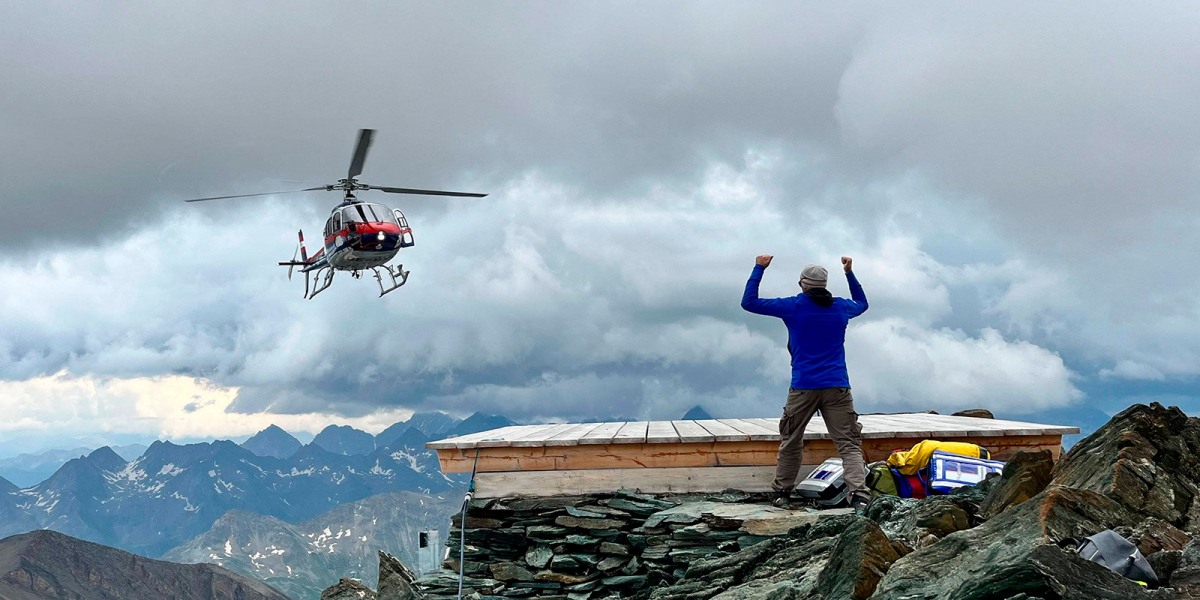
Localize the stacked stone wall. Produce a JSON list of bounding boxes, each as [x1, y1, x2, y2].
[[414, 490, 819, 599]]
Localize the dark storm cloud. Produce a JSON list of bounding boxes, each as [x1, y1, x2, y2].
[[2, 2, 1198, 439], [0, 2, 869, 246]]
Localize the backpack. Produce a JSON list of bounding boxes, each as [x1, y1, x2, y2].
[[865, 461, 899, 497], [892, 467, 927, 499], [1075, 530, 1159, 587], [886, 440, 991, 476]]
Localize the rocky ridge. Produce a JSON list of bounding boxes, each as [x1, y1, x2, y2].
[[0, 529, 290, 600], [398, 402, 1200, 599]]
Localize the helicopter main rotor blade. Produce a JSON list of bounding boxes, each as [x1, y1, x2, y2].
[[373, 186, 488, 198], [183, 187, 327, 202], [347, 129, 375, 179]]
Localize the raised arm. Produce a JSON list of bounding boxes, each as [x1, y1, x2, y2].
[[741, 255, 791, 317], [841, 256, 868, 318]]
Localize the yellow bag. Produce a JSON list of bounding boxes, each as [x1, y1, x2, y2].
[[886, 440, 989, 476]]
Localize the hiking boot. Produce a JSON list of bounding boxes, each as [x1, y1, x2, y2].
[[850, 494, 871, 516], [771, 491, 792, 509]]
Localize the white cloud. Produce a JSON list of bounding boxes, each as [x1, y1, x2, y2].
[[0, 371, 413, 441], [846, 318, 1082, 414]]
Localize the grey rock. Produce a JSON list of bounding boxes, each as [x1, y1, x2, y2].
[[952, 409, 995, 419], [554, 515, 626, 530], [1053, 403, 1200, 528], [873, 487, 1144, 600], [1029, 543, 1175, 599], [815, 517, 905, 600], [378, 551, 419, 600], [980, 450, 1055, 520], [489, 562, 536, 582], [322, 578, 377, 600], [525, 545, 553, 569]]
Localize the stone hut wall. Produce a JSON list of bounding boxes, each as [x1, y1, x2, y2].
[[414, 490, 823, 599]]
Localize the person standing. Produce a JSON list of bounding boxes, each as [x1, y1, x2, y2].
[[741, 254, 870, 511]]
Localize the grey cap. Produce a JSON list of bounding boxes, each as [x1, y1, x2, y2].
[[799, 264, 828, 290]]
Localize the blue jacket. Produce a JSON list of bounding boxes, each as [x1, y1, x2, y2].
[[741, 265, 868, 389]]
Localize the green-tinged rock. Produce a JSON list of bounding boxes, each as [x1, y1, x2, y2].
[[565, 579, 602, 592], [598, 541, 630, 555], [497, 497, 592, 512], [616, 489, 678, 509], [565, 506, 608, 519], [601, 575, 648, 589], [736, 535, 771, 549], [597, 556, 627, 572], [535, 570, 597, 585], [707, 490, 753, 503], [508, 581, 563, 590], [1053, 402, 1200, 528], [562, 534, 597, 546], [555, 515, 627, 530], [1029, 544, 1175, 599], [576, 504, 632, 518], [873, 487, 1143, 600], [524, 545, 553, 569], [621, 555, 642, 576], [814, 517, 904, 600], [490, 562, 536, 582], [603, 498, 667, 518], [526, 525, 571, 540]]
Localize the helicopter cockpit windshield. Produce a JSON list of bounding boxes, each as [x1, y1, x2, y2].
[[342, 203, 398, 226]]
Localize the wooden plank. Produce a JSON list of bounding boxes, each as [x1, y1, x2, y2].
[[672, 420, 715, 443], [612, 421, 648, 444], [474, 465, 820, 498], [722, 419, 779, 441], [426, 425, 527, 449], [695, 420, 750, 442], [646, 421, 681, 444], [509, 423, 580, 447], [543, 423, 604, 447], [578, 422, 626, 445]]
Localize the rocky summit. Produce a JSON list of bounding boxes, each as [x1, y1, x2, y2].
[[0, 529, 289, 600], [383, 402, 1200, 599]]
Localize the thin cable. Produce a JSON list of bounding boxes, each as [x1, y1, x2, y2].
[[457, 449, 481, 600]]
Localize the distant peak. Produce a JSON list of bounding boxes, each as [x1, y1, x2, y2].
[[682, 405, 713, 420]]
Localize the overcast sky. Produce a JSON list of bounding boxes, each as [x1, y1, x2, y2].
[[1, 2, 1197, 455]]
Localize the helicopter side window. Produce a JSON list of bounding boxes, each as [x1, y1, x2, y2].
[[332, 213, 342, 232]]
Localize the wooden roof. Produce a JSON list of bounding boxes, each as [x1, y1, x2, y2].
[[426, 414, 1079, 450]]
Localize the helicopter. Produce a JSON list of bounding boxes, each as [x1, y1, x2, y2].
[[184, 129, 486, 299]]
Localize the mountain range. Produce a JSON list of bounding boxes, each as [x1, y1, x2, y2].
[[0, 411, 513, 558], [163, 491, 460, 599]]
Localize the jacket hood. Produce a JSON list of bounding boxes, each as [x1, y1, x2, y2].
[[804, 288, 834, 307]]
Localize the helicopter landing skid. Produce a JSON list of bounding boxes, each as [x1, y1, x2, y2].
[[373, 264, 410, 297], [306, 267, 335, 300]]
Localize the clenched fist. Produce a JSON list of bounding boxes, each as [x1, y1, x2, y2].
[[756, 255, 774, 268], [841, 256, 853, 273]]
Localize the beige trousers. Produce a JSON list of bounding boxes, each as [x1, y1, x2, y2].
[[773, 387, 867, 497]]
